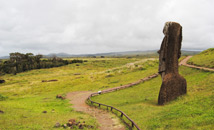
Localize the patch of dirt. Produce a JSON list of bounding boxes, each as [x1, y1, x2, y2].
[[66, 91, 125, 130], [179, 56, 214, 72], [42, 79, 58, 82]]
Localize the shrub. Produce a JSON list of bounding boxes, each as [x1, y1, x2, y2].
[[0, 94, 8, 101]]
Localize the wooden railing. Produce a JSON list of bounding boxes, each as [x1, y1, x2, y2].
[[85, 58, 202, 129], [87, 92, 141, 130], [86, 73, 159, 130]]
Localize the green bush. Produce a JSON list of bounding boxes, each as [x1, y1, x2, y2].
[[0, 94, 8, 101]]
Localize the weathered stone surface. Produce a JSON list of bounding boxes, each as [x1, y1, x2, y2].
[[158, 22, 187, 105]]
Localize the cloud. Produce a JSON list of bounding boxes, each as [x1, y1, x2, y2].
[[0, 0, 213, 56]]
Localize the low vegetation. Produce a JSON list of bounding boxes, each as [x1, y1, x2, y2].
[[188, 48, 214, 68], [0, 52, 84, 75], [0, 48, 213, 130], [0, 57, 157, 130], [0, 94, 8, 101]]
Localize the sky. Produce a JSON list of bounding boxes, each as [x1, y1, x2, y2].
[[0, 0, 214, 56]]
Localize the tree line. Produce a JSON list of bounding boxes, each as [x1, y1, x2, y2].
[[0, 52, 84, 75]]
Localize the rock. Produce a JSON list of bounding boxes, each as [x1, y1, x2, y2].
[[62, 124, 67, 128], [0, 80, 5, 83], [78, 124, 84, 129], [56, 95, 65, 100], [54, 122, 60, 128], [158, 22, 187, 105], [75, 121, 80, 126], [0, 110, 4, 114], [67, 119, 76, 126], [87, 125, 94, 129], [42, 111, 47, 113]]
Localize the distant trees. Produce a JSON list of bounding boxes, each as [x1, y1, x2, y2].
[[9, 52, 42, 74], [0, 52, 84, 75]]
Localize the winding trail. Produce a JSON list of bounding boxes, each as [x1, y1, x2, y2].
[[66, 56, 213, 130], [66, 91, 125, 130], [66, 73, 158, 130], [179, 56, 214, 72]]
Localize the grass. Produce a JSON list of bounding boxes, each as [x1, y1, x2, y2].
[[1, 53, 213, 130], [188, 48, 214, 68], [0, 94, 8, 101], [0, 57, 157, 130], [92, 66, 214, 130]]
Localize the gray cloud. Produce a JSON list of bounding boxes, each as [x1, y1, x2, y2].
[[0, 0, 213, 56]]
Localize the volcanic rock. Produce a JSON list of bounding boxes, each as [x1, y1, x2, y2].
[[158, 22, 187, 105]]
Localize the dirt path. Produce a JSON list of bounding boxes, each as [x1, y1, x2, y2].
[[93, 58, 156, 75], [66, 59, 158, 130], [66, 73, 158, 130], [179, 56, 214, 72], [66, 91, 125, 130]]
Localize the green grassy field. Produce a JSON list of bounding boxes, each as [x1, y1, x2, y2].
[[92, 65, 214, 129], [0, 58, 158, 130], [1, 48, 213, 130], [188, 48, 214, 68]]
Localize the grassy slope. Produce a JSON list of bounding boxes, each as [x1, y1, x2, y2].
[[92, 66, 214, 129], [188, 48, 214, 68], [0, 58, 157, 130]]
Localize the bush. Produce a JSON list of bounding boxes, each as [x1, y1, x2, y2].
[[0, 94, 8, 101]]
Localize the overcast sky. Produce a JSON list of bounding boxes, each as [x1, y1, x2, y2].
[[0, 0, 213, 56]]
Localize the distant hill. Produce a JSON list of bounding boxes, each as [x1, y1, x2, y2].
[[0, 49, 202, 59], [43, 50, 202, 58], [45, 53, 72, 58], [0, 56, 9, 59], [42, 50, 158, 58]]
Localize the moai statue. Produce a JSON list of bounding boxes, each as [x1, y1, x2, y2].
[[158, 22, 187, 105]]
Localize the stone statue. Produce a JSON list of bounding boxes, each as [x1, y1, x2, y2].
[[158, 22, 187, 105]]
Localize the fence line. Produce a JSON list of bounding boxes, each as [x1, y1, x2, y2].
[[87, 73, 159, 130]]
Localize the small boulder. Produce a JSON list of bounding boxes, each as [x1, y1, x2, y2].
[[0, 110, 4, 114], [87, 125, 94, 129], [62, 124, 67, 128], [42, 111, 47, 113], [54, 122, 60, 128], [56, 95, 65, 100], [75, 121, 80, 126], [78, 124, 84, 129], [0, 80, 5, 83], [67, 119, 76, 126]]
